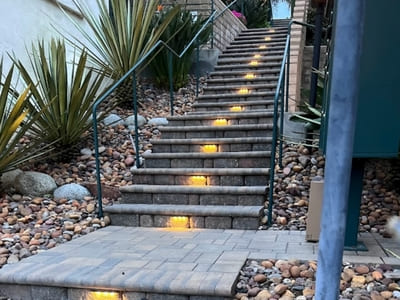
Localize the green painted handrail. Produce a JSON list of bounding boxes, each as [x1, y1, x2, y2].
[[93, 1, 240, 217]]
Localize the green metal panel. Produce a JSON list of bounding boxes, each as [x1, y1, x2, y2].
[[353, 0, 400, 158]]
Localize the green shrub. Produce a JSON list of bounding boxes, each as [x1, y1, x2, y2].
[[0, 60, 53, 176], [149, 7, 212, 89], [13, 39, 113, 154], [224, 0, 272, 28]]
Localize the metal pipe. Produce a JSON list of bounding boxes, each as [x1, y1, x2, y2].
[[278, 65, 285, 168], [309, 3, 324, 107], [211, 0, 214, 49], [196, 38, 200, 97], [315, 0, 365, 298], [92, 110, 103, 218], [133, 73, 140, 169]]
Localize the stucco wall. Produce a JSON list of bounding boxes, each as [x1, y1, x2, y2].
[[301, 45, 327, 98], [0, 0, 98, 72]]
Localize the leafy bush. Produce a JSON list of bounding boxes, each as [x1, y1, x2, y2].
[[224, 0, 272, 28], [0, 61, 53, 176], [13, 39, 112, 153], [149, 7, 212, 89]]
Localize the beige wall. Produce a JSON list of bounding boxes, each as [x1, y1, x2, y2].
[[301, 45, 327, 100]]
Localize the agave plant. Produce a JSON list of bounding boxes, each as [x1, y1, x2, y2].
[[65, 0, 180, 79], [0, 60, 53, 177], [13, 39, 113, 156], [149, 7, 212, 90]]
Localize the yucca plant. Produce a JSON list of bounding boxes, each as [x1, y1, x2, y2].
[[0, 60, 53, 178], [149, 7, 212, 90], [64, 0, 180, 103], [13, 39, 113, 159]]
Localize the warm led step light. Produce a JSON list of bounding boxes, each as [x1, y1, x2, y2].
[[202, 145, 217, 153], [190, 176, 207, 186], [230, 106, 243, 112], [249, 60, 259, 66], [244, 73, 256, 79], [254, 54, 261, 59], [238, 88, 250, 95], [170, 216, 189, 228], [259, 45, 267, 49], [213, 118, 228, 126]]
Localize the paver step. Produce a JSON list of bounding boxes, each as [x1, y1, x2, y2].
[[214, 61, 281, 72], [196, 91, 275, 102], [192, 100, 275, 112], [228, 38, 287, 47], [217, 53, 283, 66], [234, 33, 287, 42], [130, 167, 269, 186], [225, 41, 286, 51], [105, 204, 263, 229], [205, 75, 279, 86], [167, 111, 274, 126], [243, 26, 288, 33], [202, 82, 277, 95], [157, 124, 273, 139], [239, 29, 287, 36], [119, 184, 267, 206], [218, 49, 284, 59], [142, 151, 271, 169], [150, 136, 273, 153], [209, 68, 280, 79]]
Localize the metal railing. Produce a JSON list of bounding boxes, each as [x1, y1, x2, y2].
[[93, 1, 239, 217]]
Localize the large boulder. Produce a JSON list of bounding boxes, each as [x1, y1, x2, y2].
[[15, 171, 57, 196], [125, 114, 146, 129], [148, 117, 168, 126], [53, 183, 91, 201], [0, 169, 23, 191], [103, 114, 124, 126]]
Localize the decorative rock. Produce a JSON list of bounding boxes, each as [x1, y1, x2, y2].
[[290, 266, 301, 277], [254, 274, 267, 283], [355, 265, 370, 274], [0, 169, 23, 191], [103, 114, 124, 126], [351, 275, 366, 288], [261, 260, 274, 269], [15, 171, 57, 196], [86, 203, 95, 213], [302, 287, 315, 297], [255, 290, 272, 300], [274, 284, 288, 295], [53, 184, 91, 201], [380, 291, 392, 299], [80, 148, 92, 156], [125, 114, 146, 128], [7, 254, 19, 264], [372, 271, 383, 281], [370, 291, 384, 300], [248, 287, 261, 297], [148, 117, 168, 126], [388, 282, 399, 291]]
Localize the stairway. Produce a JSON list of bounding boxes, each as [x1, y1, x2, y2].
[[105, 24, 288, 230]]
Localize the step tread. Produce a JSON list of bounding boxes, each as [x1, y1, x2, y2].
[[142, 151, 271, 158], [214, 62, 281, 70], [209, 69, 280, 77], [130, 168, 270, 175], [104, 203, 263, 217], [197, 91, 275, 99], [216, 55, 284, 64], [205, 76, 279, 84], [203, 83, 277, 90], [167, 111, 274, 120], [186, 109, 274, 115], [158, 124, 273, 131], [120, 184, 267, 194], [192, 100, 275, 107], [151, 136, 272, 144]]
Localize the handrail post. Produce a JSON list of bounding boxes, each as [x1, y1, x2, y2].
[[279, 66, 285, 168], [196, 37, 200, 97], [168, 50, 174, 116], [133, 72, 140, 169], [210, 0, 214, 49], [92, 109, 103, 218]]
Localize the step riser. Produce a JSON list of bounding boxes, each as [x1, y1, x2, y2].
[[223, 46, 285, 54], [160, 129, 272, 139], [120, 192, 265, 206], [202, 87, 276, 95], [132, 174, 268, 187], [226, 42, 286, 49], [152, 142, 271, 153], [144, 156, 270, 169], [210, 70, 280, 79], [216, 57, 283, 66], [167, 116, 273, 126], [214, 64, 281, 72], [194, 103, 274, 111], [197, 95, 275, 102], [219, 50, 284, 59], [108, 212, 260, 230], [230, 39, 287, 46]]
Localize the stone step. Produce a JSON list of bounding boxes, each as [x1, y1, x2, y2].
[[104, 204, 263, 229], [158, 123, 273, 139], [167, 111, 274, 126], [142, 150, 271, 169], [151, 136, 273, 153], [119, 184, 267, 206], [209, 68, 280, 79], [225, 41, 286, 51], [205, 75, 279, 86], [196, 91, 275, 102], [214, 61, 281, 72], [218, 49, 284, 59], [130, 167, 270, 186], [242, 26, 288, 33], [202, 82, 276, 95], [229, 37, 287, 47], [239, 28, 287, 36], [234, 33, 287, 42], [216, 55, 283, 66], [192, 99, 275, 112]]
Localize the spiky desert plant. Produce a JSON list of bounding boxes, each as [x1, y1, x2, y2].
[[13, 39, 113, 158], [64, 0, 180, 103], [0, 60, 53, 177]]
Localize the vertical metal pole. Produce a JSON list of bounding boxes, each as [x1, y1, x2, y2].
[[278, 67, 285, 168], [92, 109, 103, 218], [168, 51, 174, 116], [133, 73, 140, 169], [196, 38, 200, 97], [210, 0, 214, 49], [285, 22, 292, 112], [309, 3, 324, 107], [315, 0, 365, 299]]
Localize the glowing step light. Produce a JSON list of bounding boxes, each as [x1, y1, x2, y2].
[[230, 106, 243, 112], [202, 145, 218, 153], [249, 60, 259, 66], [270, 29, 276, 33], [170, 216, 189, 228], [264, 36, 272, 41], [244, 73, 256, 80], [213, 118, 228, 126], [88, 291, 120, 300], [253, 54, 261, 59], [259, 45, 267, 49], [190, 176, 207, 186], [237, 87, 250, 95]]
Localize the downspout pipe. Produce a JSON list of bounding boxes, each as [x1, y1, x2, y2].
[[314, 0, 365, 299]]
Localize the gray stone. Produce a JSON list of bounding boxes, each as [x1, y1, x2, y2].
[[80, 148, 92, 156], [148, 117, 168, 126], [103, 114, 124, 126], [15, 171, 57, 196], [53, 184, 91, 201], [125, 114, 146, 128], [0, 168, 23, 191], [7, 254, 19, 264]]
